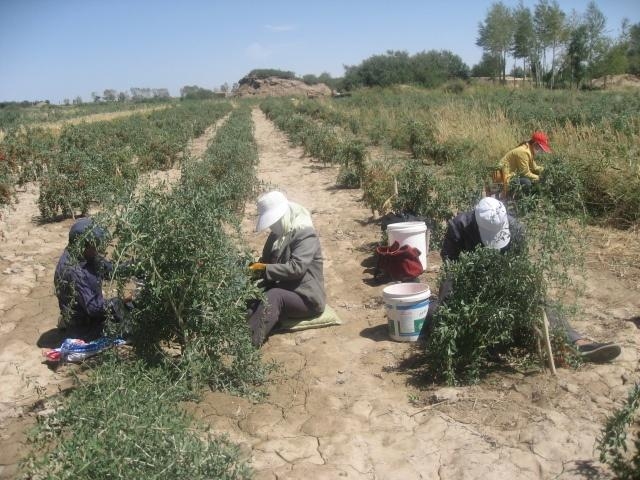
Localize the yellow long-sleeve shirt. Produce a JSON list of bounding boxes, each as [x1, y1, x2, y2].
[[499, 143, 544, 182]]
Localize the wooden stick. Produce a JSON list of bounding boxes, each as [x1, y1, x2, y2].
[[542, 309, 557, 375]]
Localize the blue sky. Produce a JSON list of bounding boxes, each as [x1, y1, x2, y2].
[[1, 0, 638, 103]]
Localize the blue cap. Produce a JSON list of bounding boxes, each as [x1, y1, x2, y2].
[[68, 218, 107, 246]]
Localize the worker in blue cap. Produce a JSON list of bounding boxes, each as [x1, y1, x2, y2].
[[54, 217, 132, 338]]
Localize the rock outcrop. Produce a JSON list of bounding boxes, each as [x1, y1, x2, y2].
[[234, 75, 332, 98]]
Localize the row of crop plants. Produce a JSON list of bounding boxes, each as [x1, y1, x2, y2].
[[23, 104, 264, 478], [0, 100, 166, 130], [260, 96, 481, 246], [334, 87, 640, 228], [0, 100, 232, 218], [265, 87, 640, 229]]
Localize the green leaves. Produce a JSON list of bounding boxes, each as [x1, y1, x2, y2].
[[107, 105, 266, 394], [598, 382, 640, 480], [23, 359, 253, 479], [35, 101, 232, 220], [425, 247, 545, 385]]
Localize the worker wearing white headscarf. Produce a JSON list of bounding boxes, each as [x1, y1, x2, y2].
[[248, 191, 325, 346]]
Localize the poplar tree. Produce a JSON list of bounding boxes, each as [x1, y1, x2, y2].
[[583, 1, 607, 84], [477, 2, 515, 82], [512, 2, 535, 83], [534, 0, 567, 88]]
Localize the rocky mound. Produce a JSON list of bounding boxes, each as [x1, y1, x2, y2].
[[234, 75, 332, 98], [591, 73, 640, 89]]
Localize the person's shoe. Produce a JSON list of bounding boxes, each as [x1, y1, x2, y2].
[[577, 342, 621, 363]]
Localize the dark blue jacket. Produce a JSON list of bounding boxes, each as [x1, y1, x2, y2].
[[54, 249, 117, 327]]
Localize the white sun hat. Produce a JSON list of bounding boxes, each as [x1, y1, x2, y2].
[[475, 197, 511, 249], [255, 191, 289, 232]]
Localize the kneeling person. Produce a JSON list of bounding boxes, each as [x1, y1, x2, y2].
[[54, 218, 131, 339]]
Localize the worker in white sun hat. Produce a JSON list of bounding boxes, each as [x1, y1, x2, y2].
[[247, 191, 326, 346], [424, 197, 621, 363]]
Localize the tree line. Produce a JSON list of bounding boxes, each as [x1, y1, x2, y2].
[[476, 0, 640, 88]]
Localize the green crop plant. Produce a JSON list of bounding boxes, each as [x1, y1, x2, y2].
[[22, 358, 252, 479], [33, 101, 232, 220], [360, 158, 400, 215], [422, 189, 583, 385], [598, 382, 640, 480], [336, 165, 361, 188], [38, 146, 138, 220], [425, 247, 545, 385], [106, 106, 266, 393]]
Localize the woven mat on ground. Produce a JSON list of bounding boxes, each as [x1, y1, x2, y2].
[[277, 304, 342, 332]]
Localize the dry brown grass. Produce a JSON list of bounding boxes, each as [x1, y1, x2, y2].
[[431, 100, 520, 165], [584, 224, 640, 288]]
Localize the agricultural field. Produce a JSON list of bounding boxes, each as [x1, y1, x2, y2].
[[0, 86, 639, 479]]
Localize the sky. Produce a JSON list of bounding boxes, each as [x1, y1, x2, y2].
[[1, 0, 638, 103]]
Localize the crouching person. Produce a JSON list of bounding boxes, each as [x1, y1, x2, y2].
[[54, 217, 132, 340], [424, 197, 621, 363], [247, 191, 325, 346]]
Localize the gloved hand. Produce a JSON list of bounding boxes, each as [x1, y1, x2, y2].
[[249, 262, 267, 281]]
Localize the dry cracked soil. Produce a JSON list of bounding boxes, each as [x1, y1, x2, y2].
[[0, 107, 639, 479]]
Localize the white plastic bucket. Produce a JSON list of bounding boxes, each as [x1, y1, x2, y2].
[[383, 283, 431, 342], [387, 221, 429, 270]]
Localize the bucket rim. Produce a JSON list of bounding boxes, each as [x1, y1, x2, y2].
[[382, 282, 430, 297], [387, 221, 426, 230]]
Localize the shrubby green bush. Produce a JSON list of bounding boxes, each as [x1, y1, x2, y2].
[[336, 165, 361, 188], [598, 382, 640, 480], [35, 101, 232, 220], [23, 358, 252, 479], [109, 106, 266, 393], [425, 247, 544, 385], [392, 159, 482, 249]]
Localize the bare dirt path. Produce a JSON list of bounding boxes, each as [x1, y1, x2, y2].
[[0, 117, 227, 479], [190, 107, 640, 479]]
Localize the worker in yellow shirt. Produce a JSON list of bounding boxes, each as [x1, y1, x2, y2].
[[499, 131, 551, 195]]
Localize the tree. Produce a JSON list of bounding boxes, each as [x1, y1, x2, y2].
[[534, 0, 567, 88], [477, 2, 515, 82], [179, 85, 215, 100], [302, 74, 319, 85], [626, 22, 640, 74], [510, 65, 525, 78], [152, 88, 170, 99], [583, 1, 607, 84], [91, 91, 101, 103], [512, 2, 535, 83], [219, 82, 229, 94], [118, 91, 128, 102], [63, 98, 70, 106], [472, 52, 502, 78], [103, 89, 117, 102], [566, 24, 589, 88], [592, 42, 628, 87], [72, 96, 82, 105], [412, 50, 469, 87]]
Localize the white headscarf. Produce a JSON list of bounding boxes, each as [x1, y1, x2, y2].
[[271, 201, 313, 252]]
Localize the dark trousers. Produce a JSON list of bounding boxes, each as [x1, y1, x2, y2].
[[247, 288, 316, 347]]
